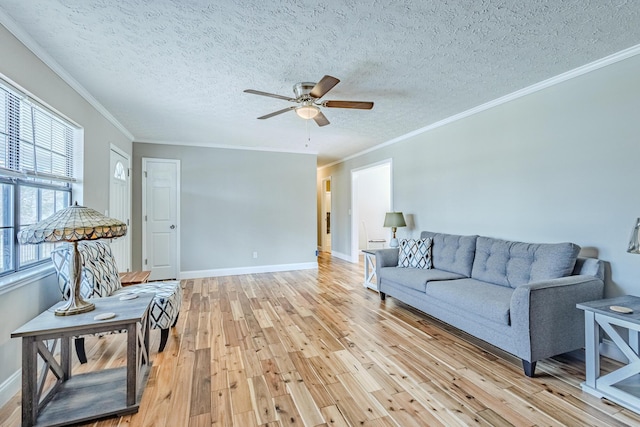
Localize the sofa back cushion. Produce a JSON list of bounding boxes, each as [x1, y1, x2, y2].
[[471, 237, 580, 288], [420, 231, 477, 276]]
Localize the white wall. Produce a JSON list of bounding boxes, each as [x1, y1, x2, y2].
[[0, 24, 133, 406], [319, 52, 640, 298], [132, 143, 318, 276]]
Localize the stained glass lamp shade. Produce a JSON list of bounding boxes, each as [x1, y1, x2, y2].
[[17, 203, 127, 315]]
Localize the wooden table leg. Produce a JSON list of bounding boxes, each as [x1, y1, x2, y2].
[[584, 310, 599, 389], [21, 337, 37, 427], [61, 336, 71, 381], [126, 323, 137, 407]]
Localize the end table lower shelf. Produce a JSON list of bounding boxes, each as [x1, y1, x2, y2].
[[35, 366, 150, 426]]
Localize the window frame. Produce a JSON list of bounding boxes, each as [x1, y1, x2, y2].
[[0, 77, 77, 281]]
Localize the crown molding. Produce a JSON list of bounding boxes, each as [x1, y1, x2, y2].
[[319, 43, 640, 171], [0, 12, 135, 141], [135, 138, 318, 156]]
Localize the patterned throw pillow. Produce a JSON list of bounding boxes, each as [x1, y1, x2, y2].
[[398, 238, 433, 269]]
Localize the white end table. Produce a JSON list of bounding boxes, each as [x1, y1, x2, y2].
[[577, 295, 640, 414], [362, 249, 379, 291]]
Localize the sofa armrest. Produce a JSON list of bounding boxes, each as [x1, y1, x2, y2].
[[373, 248, 399, 288], [374, 248, 399, 268], [510, 275, 604, 362]]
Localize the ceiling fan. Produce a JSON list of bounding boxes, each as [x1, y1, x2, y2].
[[244, 75, 374, 127]]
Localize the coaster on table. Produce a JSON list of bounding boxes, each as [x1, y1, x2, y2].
[[94, 312, 116, 321], [119, 294, 138, 301], [610, 305, 633, 314]]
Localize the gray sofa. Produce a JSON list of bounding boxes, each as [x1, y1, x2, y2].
[[375, 231, 605, 377]]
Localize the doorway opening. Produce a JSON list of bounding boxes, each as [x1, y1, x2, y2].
[[320, 177, 332, 252], [351, 160, 392, 262]]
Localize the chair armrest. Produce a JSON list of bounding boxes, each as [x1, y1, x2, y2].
[[510, 275, 604, 361]]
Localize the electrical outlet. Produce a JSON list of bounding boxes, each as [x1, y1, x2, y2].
[[253, 251, 258, 259]]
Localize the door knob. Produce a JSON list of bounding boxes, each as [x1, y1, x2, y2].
[[170, 225, 176, 229]]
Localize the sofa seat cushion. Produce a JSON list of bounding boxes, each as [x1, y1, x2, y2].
[[380, 267, 466, 293], [425, 278, 513, 325], [471, 237, 580, 288]]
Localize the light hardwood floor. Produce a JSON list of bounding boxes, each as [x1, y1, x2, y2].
[[2, 253, 640, 426]]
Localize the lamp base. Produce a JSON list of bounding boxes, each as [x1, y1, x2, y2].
[[55, 299, 95, 316], [389, 238, 399, 248], [55, 240, 96, 316]]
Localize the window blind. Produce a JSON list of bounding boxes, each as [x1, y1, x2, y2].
[[0, 81, 75, 183]]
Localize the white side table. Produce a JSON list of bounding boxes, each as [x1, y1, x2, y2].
[[362, 249, 378, 291], [577, 295, 640, 414]]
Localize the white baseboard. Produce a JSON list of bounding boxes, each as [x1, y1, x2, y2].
[[180, 261, 318, 280], [0, 369, 20, 409], [330, 251, 357, 263]]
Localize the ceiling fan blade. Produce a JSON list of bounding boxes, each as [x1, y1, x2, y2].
[[257, 106, 295, 120], [313, 111, 330, 127], [244, 89, 295, 102], [310, 75, 340, 99], [323, 100, 374, 109]]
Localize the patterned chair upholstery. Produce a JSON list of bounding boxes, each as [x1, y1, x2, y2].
[[52, 240, 182, 362]]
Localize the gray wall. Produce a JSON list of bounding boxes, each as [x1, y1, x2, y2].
[[132, 143, 317, 274], [319, 53, 640, 298], [0, 24, 132, 403]]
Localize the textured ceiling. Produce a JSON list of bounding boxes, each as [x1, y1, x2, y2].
[[1, 1, 640, 166]]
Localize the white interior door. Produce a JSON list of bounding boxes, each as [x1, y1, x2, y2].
[[142, 158, 180, 280], [109, 147, 131, 272]]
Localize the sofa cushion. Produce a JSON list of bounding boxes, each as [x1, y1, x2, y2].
[[420, 231, 477, 277], [398, 237, 432, 268], [425, 278, 514, 325], [380, 267, 466, 293], [471, 237, 580, 288]]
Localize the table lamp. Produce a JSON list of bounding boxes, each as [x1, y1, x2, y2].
[[628, 217, 640, 254], [384, 212, 406, 248], [17, 202, 127, 316]]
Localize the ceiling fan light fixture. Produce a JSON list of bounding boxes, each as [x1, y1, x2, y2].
[[295, 104, 320, 120]]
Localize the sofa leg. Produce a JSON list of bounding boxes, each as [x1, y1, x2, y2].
[[522, 360, 536, 377], [159, 328, 169, 352], [75, 337, 87, 364], [380, 292, 386, 301]]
